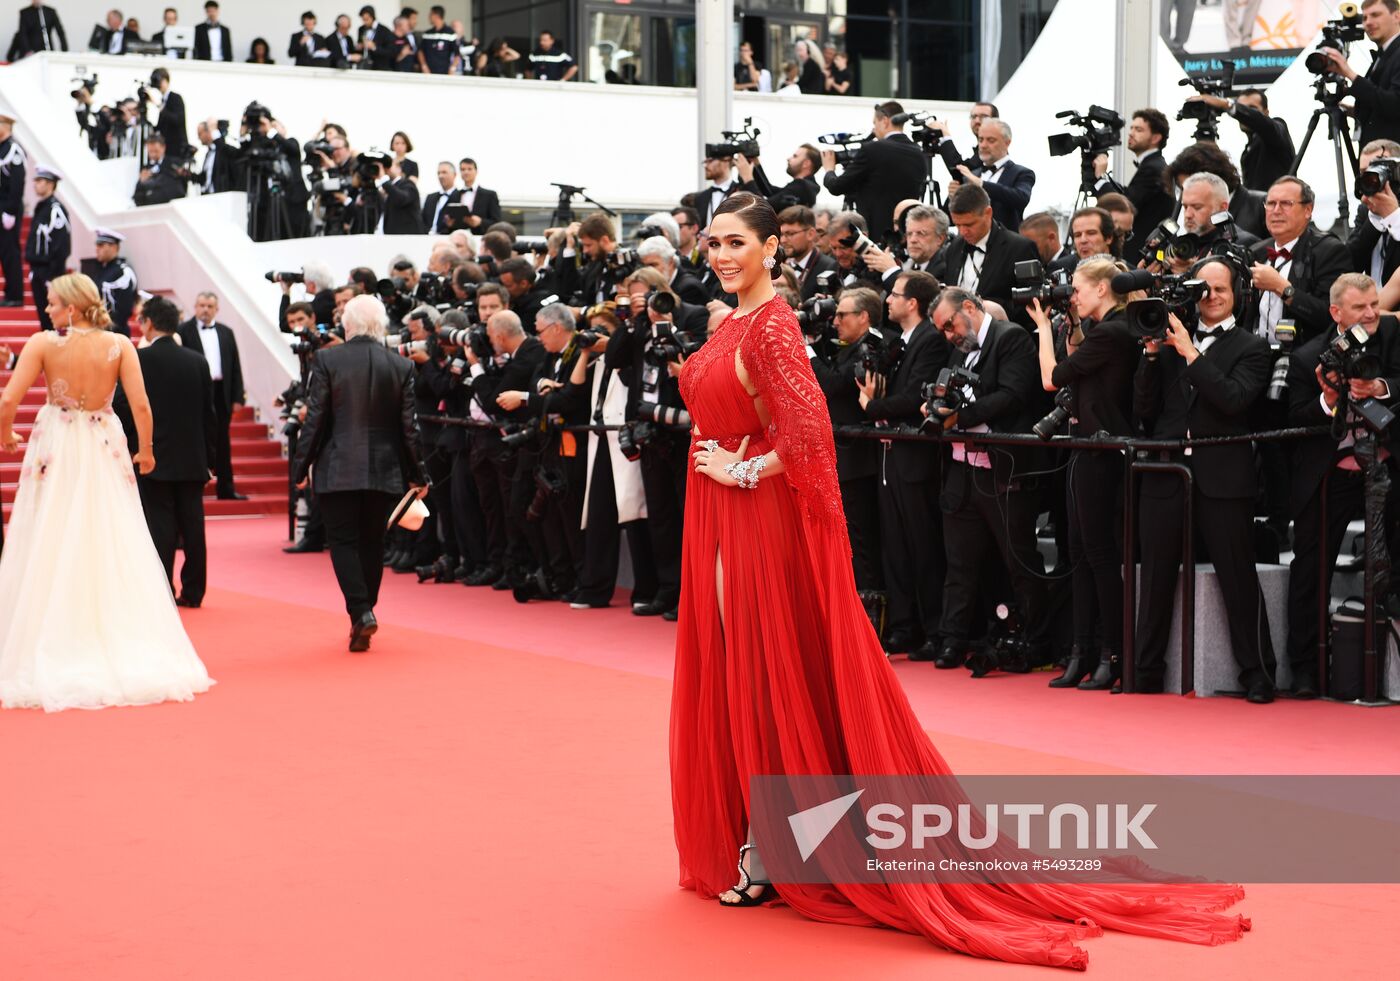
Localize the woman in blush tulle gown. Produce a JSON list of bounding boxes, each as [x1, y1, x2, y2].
[[668, 193, 1250, 969], [0, 273, 213, 712]]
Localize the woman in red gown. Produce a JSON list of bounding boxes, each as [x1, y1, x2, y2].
[[669, 193, 1251, 970]]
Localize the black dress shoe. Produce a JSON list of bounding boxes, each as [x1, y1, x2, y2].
[[0, 298, 22, 307], [175, 596, 201, 608], [217, 491, 249, 501], [450, 563, 471, 583], [391, 553, 419, 573], [882, 632, 920, 655], [383, 549, 404, 567], [632, 600, 670, 617], [934, 646, 966, 670], [907, 641, 940, 662], [1246, 682, 1276, 704], [662, 607, 679, 622], [464, 565, 501, 587], [348, 611, 378, 652], [491, 574, 514, 591], [283, 539, 324, 554], [1289, 674, 1319, 699]]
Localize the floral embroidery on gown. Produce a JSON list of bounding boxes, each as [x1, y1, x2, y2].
[[668, 296, 1248, 970], [0, 330, 213, 711]]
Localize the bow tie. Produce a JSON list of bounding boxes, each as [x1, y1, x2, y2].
[[199, 323, 214, 330], [981, 165, 1002, 177], [1266, 246, 1292, 263], [966, 244, 984, 255], [1194, 326, 1224, 342]]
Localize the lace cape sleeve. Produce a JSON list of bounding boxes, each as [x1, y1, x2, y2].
[[739, 299, 844, 529]]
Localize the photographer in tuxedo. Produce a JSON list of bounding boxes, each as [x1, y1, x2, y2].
[[1098, 109, 1174, 257], [1133, 257, 1277, 702], [926, 287, 1047, 670], [177, 292, 246, 500], [374, 159, 425, 234], [779, 205, 839, 301], [867, 204, 948, 290], [1251, 176, 1352, 346], [293, 295, 427, 651], [1348, 140, 1400, 285], [820, 101, 925, 240], [734, 143, 820, 211], [1317, 0, 1400, 147], [1283, 273, 1400, 697], [948, 119, 1035, 230], [1186, 88, 1294, 192], [934, 184, 1039, 324], [860, 270, 950, 660], [114, 296, 216, 608]]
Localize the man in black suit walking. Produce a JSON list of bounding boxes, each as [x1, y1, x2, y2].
[[820, 101, 925, 241], [193, 1, 232, 61], [1284, 273, 1400, 697], [1319, 0, 1400, 148], [115, 297, 216, 608], [177, 291, 247, 500], [1133, 258, 1277, 701], [7, 1, 66, 59], [859, 270, 950, 660], [293, 295, 427, 651], [934, 184, 1040, 327], [925, 287, 1048, 670], [949, 119, 1035, 231]]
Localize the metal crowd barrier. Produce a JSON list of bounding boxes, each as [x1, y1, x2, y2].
[[412, 416, 1379, 699]]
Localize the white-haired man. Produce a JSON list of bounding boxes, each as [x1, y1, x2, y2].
[[292, 294, 427, 651], [636, 235, 709, 304]]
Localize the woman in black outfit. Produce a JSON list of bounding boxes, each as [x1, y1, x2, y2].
[[1030, 255, 1140, 692], [795, 39, 825, 94]]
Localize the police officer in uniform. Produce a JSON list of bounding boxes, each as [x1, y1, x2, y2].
[[25, 165, 69, 331], [0, 114, 26, 307], [92, 228, 139, 336]]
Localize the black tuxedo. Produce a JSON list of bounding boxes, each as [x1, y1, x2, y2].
[[1134, 324, 1275, 689], [193, 21, 232, 61], [152, 27, 186, 58], [822, 133, 926, 240], [1347, 201, 1400, 284], [292, 337, 426, 622], [359, 22, 396, 70], [327, 31, 359, 67], [812, 332, 882, 590], [975, 159, 1036, 230], [7, 4, 66, 59], [380, 176, 425, 234], [289, 30, 329, 66], [113, 336, 216, 604], [1230, 103, 1295, 193], [177, 319, 245, 497], [1229, 188, 1269, 241], [790, 250, 840, 301], [155, 91, 188, 158], [694, 181, 736, 231], [938, 317, 1048, 651], [198, 140, 238, 194], [1352, 38, 1400, 148], [421, 187, 461, 233], [88, 24, 137, 54], [1122, 150, 1175, 257], [932, 223, 1040, 328], [670, 269, 709, 305], [865, 319, 951, 647], [740, 165, 818, 211], [444, 185, 500, 230], [1284, 318, 1400, 683], [1250, 226, 1352, 344], [133, 158, 185, 206]]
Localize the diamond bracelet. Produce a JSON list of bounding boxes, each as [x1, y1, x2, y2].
[[723, 454, 767, 489]]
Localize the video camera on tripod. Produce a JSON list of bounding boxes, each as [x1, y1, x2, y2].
[[892, 110, 964, 175], [1177, 64, 1235, 142], [1306, 2, 1365, 76], [1047, 105, 1124, 194]]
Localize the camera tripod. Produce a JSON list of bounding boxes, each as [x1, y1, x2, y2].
[[550, 183, 615, 227], [1290, 78, 1359, 234], [244, 158, 291, 242]]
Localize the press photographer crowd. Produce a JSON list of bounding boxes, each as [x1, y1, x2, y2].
[[12, 0, 1400, 702]]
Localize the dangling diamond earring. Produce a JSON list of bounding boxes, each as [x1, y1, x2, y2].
[[762, 255, 776, 270]]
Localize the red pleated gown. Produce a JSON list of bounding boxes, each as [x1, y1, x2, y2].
[[669, 296, 1250, 970]]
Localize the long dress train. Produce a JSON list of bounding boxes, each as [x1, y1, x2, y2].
[[670, 296, 1248, 970], [0, 365, 213, 711]]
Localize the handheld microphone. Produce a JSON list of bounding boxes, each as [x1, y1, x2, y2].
[[1111, 269, 1156, 294]]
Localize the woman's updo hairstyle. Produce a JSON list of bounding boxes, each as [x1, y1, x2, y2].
[[712, 190, 786, 279], [1074, 255, 1133, 308], [48, 272, 113, 329]]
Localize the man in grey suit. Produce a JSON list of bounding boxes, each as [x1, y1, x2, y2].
[[292, 295, 427, 651]]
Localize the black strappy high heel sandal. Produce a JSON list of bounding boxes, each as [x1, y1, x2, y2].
[[719, 843, 773, 907]]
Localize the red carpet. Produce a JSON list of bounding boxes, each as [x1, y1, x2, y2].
[[1, 516, 1396, 979]]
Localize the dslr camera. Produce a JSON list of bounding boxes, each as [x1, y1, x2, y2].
[[1319, 322, 1395, 433], [1011, 259, 1073, 311], [920, 365, 979, 431], [705, 117, 761, 160], [1357, 156, 1400, 198]]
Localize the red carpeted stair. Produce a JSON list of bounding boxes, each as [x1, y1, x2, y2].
[[1, 236, 287, 525]]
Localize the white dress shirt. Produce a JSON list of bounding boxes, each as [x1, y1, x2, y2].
[[207, 21, 224, 60], [196, 320, 223, 380], [951, 313, 993, 468], [1257, 235, 1298, 343], [959, 230, 990, 292]]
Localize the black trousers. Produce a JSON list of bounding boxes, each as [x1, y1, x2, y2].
[[536, 451, 585, 590], [506, 448, 542, 584], [137, 477, 208, 603], [449, 446, 486, 569], [1287, 468, 1365, 682], [415, 444, 454, 564], [879, 465, 945, 644], [1137, 478, 1276, 690], [1067, 450, 1124, 654], [211, 387, 236, 496], [576, 440, 658, 607], [640, 436, 687, 608], [32, 274, 53, 331], [0, 219, 21, 302], [840, 475, 882, 591], [939, 461, 1046, 648], [319, 489, 397, 621], [469, 436, 507, 569]]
